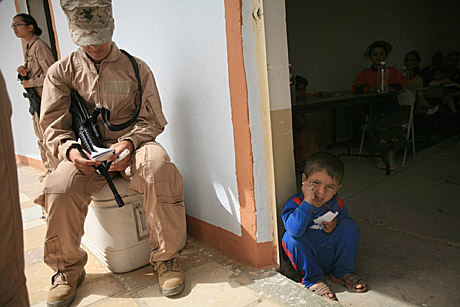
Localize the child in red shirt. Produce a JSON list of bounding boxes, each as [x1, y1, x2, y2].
[[352, 41, 406, 170]]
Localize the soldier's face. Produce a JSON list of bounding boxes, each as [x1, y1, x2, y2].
[[12, 17, 33, 38], [82, 41, 112, 63]]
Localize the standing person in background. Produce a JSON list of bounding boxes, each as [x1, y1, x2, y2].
[[12, 13, 59, 180], [352, 41, 406, 171], [0, 69, 30, 306]]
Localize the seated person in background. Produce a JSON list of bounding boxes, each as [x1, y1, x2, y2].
[[403, 50, 433, 113], [421, 52, 444, 86], [428, 68, 451, 86], [444, 50, 460, 85], [292, 75, 328, 102], [291, 75, 320, 174], [428, 68, 460, 115], [352, 40, 406, 171], [282, 152, 367, 302], [442, 51, 460, 115], [293, 75, 311, 101]]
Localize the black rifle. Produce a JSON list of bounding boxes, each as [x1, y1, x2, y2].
[[18, 74, 41, 117], [70, 90, 125, 207], [68, 49, 142, 208]]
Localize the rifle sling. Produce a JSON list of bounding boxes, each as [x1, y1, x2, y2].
[[95, 49, 143, 132]]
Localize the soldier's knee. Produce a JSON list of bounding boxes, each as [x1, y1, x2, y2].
[[43, 161, 78, 193]]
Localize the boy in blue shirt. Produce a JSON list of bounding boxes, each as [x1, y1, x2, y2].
[[282, 152, 367, 301]]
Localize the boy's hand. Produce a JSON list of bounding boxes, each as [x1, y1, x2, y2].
[[301, 181, 316, 205], [322, 218, 337, 233]]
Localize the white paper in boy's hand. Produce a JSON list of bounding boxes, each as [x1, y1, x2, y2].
[[309, 211, 338, 230]]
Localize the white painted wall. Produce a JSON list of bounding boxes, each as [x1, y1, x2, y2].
[[0, 0, 277, 242]]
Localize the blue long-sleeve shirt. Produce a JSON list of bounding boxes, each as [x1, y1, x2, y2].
[[282, 191, 351, 238]]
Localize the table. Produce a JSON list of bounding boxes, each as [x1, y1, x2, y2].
[[292, 90, 402, 174]]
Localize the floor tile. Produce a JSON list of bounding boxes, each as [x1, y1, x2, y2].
[[20, 192, 31, 203], [24, 223, 46, 252], [73, 275, 125, 306], [21, 205, 43, 222], [23, 217, 46, 231], [92, 293, 141, 306], [25, 261, 53, 305]]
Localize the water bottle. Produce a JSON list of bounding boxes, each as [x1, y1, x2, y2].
[[377, 61, 389, 93], [402, 65, 408, 85]]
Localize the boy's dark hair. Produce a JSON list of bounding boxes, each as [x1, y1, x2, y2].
[[364, 40, 393, 58], [303, 152, 345, 183], [404, 50, 421, 62], [14, 13, 42, 36]]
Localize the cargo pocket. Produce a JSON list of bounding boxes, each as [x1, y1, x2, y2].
[[154, 200, 186, 258], [151, 161, 186, 256], [44, 236, 66, 273], [155, 161, 184, 205]]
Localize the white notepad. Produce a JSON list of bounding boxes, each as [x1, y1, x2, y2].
[[309, 211, 338, 230]]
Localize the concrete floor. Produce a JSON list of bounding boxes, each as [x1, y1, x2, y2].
[[19, 135, 460, 306], [329, 135, 460, 306]]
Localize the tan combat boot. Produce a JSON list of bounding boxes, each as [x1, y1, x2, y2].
[[47, 270, 85, 307], [157, 258, 185, 296]]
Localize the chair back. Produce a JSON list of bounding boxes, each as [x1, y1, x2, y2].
[[398, 90, 415, 126], [397, 90, 416, 167], [397, 90, 415, 107]]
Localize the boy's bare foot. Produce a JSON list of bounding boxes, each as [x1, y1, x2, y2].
[[330, 273, 368, 293], [307, 281, 338, 301]]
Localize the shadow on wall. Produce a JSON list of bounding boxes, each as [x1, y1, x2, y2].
[[165, 78, 243, 238]]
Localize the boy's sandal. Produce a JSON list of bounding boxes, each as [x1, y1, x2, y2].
[[330, 273, 368, 293], [308, 281, 338, 301]]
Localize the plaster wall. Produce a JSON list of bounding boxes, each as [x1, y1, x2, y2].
[[241, 0, 272, 243], [262, 0, 297, 239]]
